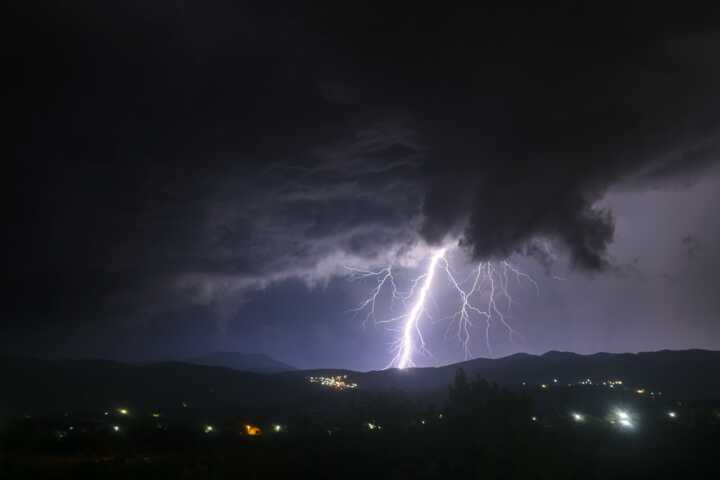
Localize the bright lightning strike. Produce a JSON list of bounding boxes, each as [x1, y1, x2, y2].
[[348, 245, 539, 369], [394, 247, 447, 369]]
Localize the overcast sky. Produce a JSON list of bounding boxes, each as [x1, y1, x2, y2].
[[6, 3, 720, 370]]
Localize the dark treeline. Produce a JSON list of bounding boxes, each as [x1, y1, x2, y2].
[[2, 370, 719, 479]]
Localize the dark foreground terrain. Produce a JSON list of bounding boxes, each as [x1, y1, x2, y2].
[[2, 350, 720, 479]]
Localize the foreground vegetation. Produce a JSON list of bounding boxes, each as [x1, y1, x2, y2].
[[2, 370, 719, 479]]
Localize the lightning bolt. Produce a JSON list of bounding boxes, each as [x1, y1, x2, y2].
[[349, 245, 539, 369], [393, 247, 447, 369]]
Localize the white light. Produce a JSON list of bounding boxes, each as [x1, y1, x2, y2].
[[273, 424, 283, 432], [352, 245, 538, 368], [203, 425, 214, 434], [531, 416, 538, 422], [616, 410, 630, 421], [397, 248, 447, 369], [112, 425, 120, 432], [619, 418, 633, 428], [667, 411, 677, 418], [572, 413, 584, 422]]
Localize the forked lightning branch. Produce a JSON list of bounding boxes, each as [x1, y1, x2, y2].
[[347, 245, 539, 369]]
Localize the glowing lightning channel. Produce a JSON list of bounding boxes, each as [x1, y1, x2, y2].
[[349, 245, 539, 369], [393, 247, 447, 369]]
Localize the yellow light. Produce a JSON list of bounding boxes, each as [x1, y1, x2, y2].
[[245, 424, 261, 436], [117, 408, 129, 416], [203, 425, 214, 434], [152, 412, 160, 418], [636, 389, 645, 394]]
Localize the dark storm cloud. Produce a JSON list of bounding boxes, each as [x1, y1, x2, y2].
[[292, 4, 720, 270], [171, 121, 426, 309], [682, 235, 702, 260], [5, 2, 720, 356], [396, 15, 720, 270]]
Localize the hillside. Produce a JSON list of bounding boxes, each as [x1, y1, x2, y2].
[[2, 350, 719, 418], [185, 352, 295, 373]]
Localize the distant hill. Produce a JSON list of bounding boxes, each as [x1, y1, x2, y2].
[[336, 349, 720, 401], [2, 350, 719, 417], [0, 355, 309, 418], [185, 352, 295, 373]]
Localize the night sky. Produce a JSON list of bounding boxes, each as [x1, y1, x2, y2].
[[6, 3, 720, 370]]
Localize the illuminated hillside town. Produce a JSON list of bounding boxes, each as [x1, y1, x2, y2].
[[307, 374, 359, 390]]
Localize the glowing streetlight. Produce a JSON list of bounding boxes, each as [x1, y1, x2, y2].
[[614, 409, 634, 429]]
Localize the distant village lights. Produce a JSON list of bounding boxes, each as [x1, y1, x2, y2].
[[307, 375, 358, 390]]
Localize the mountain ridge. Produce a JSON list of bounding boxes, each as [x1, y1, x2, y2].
[[184, 351, 295, 373], [2, 349, 719, 417]]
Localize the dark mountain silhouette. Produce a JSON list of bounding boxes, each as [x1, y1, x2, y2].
[[338, 349, 720, 400], [0, 355, 310, 419], [185, 351, 295, 373], [2, 350, 719, 418]]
